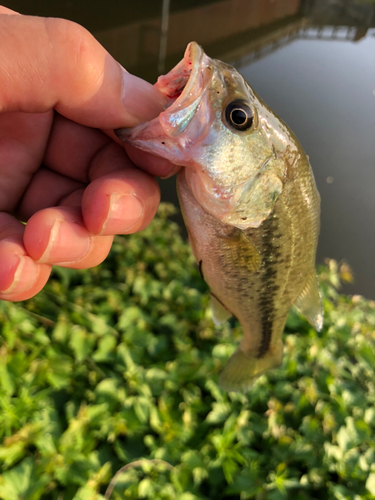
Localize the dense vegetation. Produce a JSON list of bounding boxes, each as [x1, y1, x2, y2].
[[0, 203, 374, 500]]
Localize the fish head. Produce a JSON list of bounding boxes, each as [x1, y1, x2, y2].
[[117, 42, 297, 229]]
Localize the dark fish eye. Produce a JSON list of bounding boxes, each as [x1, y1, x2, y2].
[[225, 101, 253, 131]]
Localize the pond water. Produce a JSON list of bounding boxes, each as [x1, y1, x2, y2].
[[5, 0, 375, 298]]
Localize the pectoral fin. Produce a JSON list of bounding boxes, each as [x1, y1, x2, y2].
[[294, 270, 323, 331], [239, 233, 262, 272], [218, 344, 283, 392], [210, 294, 232, 326], [219, 231, 262, 273]]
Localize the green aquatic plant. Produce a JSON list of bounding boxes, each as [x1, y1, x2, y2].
[[0, 204, 374, 500]]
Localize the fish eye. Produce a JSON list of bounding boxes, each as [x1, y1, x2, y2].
[[225, 101, 253, 131]]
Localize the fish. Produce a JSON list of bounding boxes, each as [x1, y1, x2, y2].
[[115, 42, 323, 392]]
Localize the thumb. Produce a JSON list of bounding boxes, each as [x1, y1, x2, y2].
[[0, 12, 167, 128]]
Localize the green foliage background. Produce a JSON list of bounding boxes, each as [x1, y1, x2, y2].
[[1, 203, 375, 500]]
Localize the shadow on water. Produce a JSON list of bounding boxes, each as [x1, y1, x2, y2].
[[6, 0, 375, 298]]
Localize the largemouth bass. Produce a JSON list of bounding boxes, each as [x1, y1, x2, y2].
[[116, 42, 323, 392]]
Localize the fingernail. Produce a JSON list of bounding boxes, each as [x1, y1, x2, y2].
[[120, 66, 168, 122], [0, 252, 38, 295], [38, 219, 91, 264], [0, 253, 23, 292], [101, 193, 144, 235], [159, 165, 181, 179]]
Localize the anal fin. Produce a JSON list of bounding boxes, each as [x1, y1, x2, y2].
[[294, 270, 323, 331], [210, 294, 232, 326]]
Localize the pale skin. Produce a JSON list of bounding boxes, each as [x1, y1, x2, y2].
[[0, 6, 178, 302]]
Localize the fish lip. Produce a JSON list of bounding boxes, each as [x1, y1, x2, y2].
[[157, 41, 205, 108], [157, 41, 211, 137], [115, 41, 212, 143]]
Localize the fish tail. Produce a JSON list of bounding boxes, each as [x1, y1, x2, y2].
[[218, 345, 283, 392]]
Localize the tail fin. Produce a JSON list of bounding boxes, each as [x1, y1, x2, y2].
[[218, 346, 283, 392]]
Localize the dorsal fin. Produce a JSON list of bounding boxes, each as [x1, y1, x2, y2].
[[293, 270, 323, 331]]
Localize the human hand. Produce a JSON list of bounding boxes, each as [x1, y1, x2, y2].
[[0, 7, 177, 302]]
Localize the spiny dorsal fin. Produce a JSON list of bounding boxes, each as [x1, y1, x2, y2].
[[294, 270, 323, 331], [210, 294, 232, 326]]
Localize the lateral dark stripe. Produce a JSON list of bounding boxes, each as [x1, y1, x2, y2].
[[257, 215, 280, 358]]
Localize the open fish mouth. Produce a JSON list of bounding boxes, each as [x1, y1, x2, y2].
[[115, 42, 213, 147]]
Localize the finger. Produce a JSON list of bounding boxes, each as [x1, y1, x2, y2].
[[82, 170, 160, 235], [17, 167, 85, 220], [41, 115, 161, 229], [17, 118, 162, 224], [0, 15, 167, 127], [0, 213, 51, 301], [60, 188, 85, 207], [0, 6, 19, 14], [124, 143, 179, 179], [43, 114, 177, 182], [0, 110, 53, 213], [42, 113, 124, 183], [23, 206, 113, 268]]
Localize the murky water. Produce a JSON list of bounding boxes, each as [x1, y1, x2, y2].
[[5, 0, 375, 298]]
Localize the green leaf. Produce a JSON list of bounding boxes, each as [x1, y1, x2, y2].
[[366, 473, 375, 496], [134, 398, 150, 424], [337, 426, 351, 452], [0, 361, 14, 396], [205, 403, 231, 424], [0, 457, 49, 500], [138, 477, 154, 497], [69, 326, 95, 362], [92, 334, 117, 362]]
